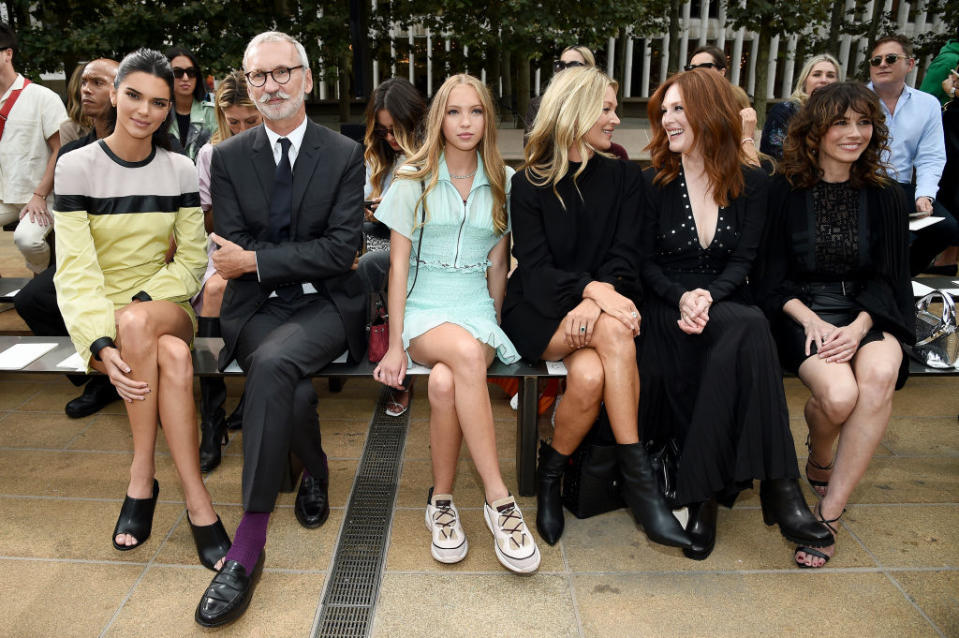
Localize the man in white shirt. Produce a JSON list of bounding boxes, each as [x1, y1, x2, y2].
[[0, 23, 67, 273], [867, 33, 959, 275]]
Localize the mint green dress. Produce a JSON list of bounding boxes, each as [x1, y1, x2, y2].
[[374, 154, 520, 364]]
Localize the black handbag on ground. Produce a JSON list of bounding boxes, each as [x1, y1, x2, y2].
[[562, 406, 625, 519]]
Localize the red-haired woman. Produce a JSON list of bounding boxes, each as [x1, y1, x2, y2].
[[639, 69, 832, 564]]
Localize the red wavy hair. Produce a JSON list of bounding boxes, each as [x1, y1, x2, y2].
[[645, 69, 746, 206]]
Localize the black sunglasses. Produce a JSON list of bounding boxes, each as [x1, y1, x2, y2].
[[553, 60, 586, 72], [173, 66, 198, 79], [869, 53, 910, 67], [684, 62, 723, 71], [373, 126, 395, 139]]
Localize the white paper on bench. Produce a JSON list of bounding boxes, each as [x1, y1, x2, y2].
[[545, 360, 568, 375], [0, 343, 58, 370], [913, 281, 935, 297], [224, 350, 349, 373], [2, 288, 20, 298], [57, 352, 87, 372], [909, 216, 944, 231]]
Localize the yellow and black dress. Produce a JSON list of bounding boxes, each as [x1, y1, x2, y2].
[[53, 140, 208, 371]]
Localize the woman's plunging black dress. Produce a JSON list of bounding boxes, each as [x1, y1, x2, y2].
[[638, 166, 799, 506]]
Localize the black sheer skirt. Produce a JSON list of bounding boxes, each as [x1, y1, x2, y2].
[[638, 274, 799, 506]]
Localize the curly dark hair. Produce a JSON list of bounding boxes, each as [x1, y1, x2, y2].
[[778, 82, 890, 189]]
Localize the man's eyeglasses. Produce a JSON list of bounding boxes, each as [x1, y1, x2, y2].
[[374, 126, 395, 139], [869, 53, 911, 67], [172, 67, 198, 79], [245, 65, 304, 88], [684, 62, 722, 71], [553, 60, 586, 72]]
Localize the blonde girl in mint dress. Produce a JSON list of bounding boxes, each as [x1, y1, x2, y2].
[[373, 74, 540, 574]]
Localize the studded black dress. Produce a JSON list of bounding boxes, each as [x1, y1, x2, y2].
[[637, 166, 799, 506]]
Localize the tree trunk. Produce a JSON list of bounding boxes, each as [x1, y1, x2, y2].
[[827, 0, 845, 59], [864, 0, 885, 56], [338, 54, 351, 123], [516, 54, 530, 129], [616, 29, 629, 99], [668, 0, 682, 73], [486, 43, 501, 118], [753, 21, 772, 129], [502, 48, 513, 123]]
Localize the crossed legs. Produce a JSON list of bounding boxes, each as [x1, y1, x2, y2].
[[103, 301, 217, 547], [796, 333, 901, 566]]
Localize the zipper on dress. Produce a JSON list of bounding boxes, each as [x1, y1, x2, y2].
[[452, 192, 468, 266]]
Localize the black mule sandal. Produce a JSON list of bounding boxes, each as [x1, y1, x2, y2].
[[112, 479, 159, 551]]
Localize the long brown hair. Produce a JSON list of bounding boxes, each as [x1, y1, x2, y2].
[[778, 82, 890, 189], [363, 78, 427, 199], [397, 74, 509, 234], [210, 70, 256, 145], [646, 69, 745, 206]]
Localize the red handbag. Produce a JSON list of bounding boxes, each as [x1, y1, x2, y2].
[[368, 292, 389, 363]]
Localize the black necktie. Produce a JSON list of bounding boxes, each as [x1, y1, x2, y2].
[[269, 137, 293, 243], [270, 137, 299, 302]]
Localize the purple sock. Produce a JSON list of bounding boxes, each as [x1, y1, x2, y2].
[[223, 511, 269, 572]]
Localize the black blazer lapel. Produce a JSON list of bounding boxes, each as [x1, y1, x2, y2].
[[291, 120, 325, 224], [251, 125, 276, 209]]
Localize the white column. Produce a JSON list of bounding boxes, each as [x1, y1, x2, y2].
[[534, 66, 541, 96], [624, 36, 634, 98], [781, 34, 798, 98], [390, 24, 397, 77], [838, 0, 855, 75], [607, 36, 616, 77], [444, 38, 451, 77], [679, 1, 692, 65], [481, 68, 487, 84], [896, 0, 910, 31], [641, 38, 652, 98], [318, 57, 327, 100], [426, 29, 432, 97], [747, 34, 758, 95], [699, 0, 710, 46], [854, 1, 873, 70], [730, 28, 745, 86], [408, 31, 414, 83], [463, 45, 468, 74], [766, 34, 780, 98], [716, 0, 727, 50]]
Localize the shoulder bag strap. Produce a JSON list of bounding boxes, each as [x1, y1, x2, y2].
[[0, 77, 32, 142]]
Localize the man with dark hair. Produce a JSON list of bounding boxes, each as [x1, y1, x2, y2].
[[0, 22, 67, 274], [194, 30, 364, 627], [868, 33, 959, 275], [14, 58, 121, 419]]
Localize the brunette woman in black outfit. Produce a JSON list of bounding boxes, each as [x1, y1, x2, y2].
[[638, 69, 831, 564], [759, 82, 914, 567], [503, 66, 690, 549]]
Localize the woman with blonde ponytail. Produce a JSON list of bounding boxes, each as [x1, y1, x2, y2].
[[503, 66, 691, 550], [373, 74, 540, 573]]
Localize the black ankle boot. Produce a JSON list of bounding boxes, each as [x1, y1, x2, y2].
[[199, 377, 228, 473], [760, 478, 834, 547], [683, 498, 717, 560], [616, 443, 692, 549], [536, 441, 569, 545]]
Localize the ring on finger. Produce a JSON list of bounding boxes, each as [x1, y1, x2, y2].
[[580, 325, 587, 333]]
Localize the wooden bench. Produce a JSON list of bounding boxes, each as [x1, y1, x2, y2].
[[0, 335, 552, 496], [0, 278, 30, 303]]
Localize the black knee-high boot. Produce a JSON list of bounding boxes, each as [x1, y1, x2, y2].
[[197, 317, 227, 473], [536, 441, 569, 545], [616, 442, 692, 549]]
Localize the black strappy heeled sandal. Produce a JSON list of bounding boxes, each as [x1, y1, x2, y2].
[[805, 434, 834, 498], [795, 502, 844, 569]]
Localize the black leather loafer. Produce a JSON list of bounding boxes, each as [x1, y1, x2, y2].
[[65, 376, 120, 419], [195, 551, 265, 628], [112, 479, 159, 551], [189, 514, 232, 571], [294, 474, 330, 529]]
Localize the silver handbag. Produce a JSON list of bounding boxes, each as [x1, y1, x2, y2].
[[911, 290, 959, 368]]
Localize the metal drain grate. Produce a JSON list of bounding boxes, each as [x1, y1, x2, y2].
[[313, 386, 409, 637]]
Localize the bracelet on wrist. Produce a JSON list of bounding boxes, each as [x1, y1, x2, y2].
[[32, 192, 46, 199], [741, 137, 755, 145]]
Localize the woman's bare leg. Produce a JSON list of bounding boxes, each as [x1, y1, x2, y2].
[[197, 273, 226, 318], [409, 323, 505, 503], [589, 314, 640, 444], [426, 362, 461, 494], [799, 357, 859, 490]]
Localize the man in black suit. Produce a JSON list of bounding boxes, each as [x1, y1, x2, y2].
[[194, 31, 364, 628]]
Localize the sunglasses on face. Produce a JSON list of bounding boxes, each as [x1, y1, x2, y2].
[[173, 67, 198, 79], [684, 62, 722, 71], [553, 60, 586, 72], [869, 53, 910, 67], [374, 126, 395, 139]]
